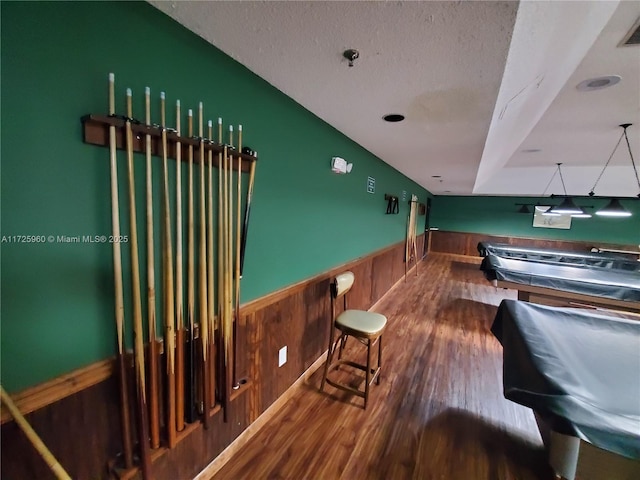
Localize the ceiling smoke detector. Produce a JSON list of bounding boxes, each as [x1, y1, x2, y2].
[[576, 75, 621, 92], [343, 49, 359, 67]]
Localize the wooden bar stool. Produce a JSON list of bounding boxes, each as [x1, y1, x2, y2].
[[320, 271, 387, 409]]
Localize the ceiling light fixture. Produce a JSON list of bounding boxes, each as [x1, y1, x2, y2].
[[535, 165, 561, 216], [547, 163, 585, 216], [576, 75, 621, 92], [595, 198, 631, 217], [589, 123, 638, 217], [383, 114, 405, 123]]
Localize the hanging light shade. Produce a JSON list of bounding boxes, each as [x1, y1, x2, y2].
[[571, 211, 592, 219], [517, 204, 531, 214], [595, 198, 632, 217], [549, 197, 584, 215], [588, 124, 639, 217]]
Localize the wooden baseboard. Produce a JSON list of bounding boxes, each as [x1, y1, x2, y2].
[[194, 352, 328, 480]]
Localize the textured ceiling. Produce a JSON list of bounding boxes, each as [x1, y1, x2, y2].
[[149, 0, 640, 199]]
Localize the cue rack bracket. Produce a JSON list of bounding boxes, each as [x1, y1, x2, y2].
[[81, 114, 257, 172]]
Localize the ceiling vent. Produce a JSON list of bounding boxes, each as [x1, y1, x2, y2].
[[620, 17, 640, 46]]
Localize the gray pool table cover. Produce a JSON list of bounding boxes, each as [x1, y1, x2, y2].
[[491, 300, 640, 459], [482, 255, 640, 303]]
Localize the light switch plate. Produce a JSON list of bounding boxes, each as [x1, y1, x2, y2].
[[278, 346, 287, 367]]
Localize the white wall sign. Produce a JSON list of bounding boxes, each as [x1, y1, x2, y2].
[[367, 176, 375, 194], [532, 206, 572, 229]]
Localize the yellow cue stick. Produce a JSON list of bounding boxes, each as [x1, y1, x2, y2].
[[198, 102, 211, 429], [175, 99, 185, 433], [107, 73, 133, 469], [1, 386, 72, 480], [144, 86, 160, 449], [160, 92, 177, 450], [126, 88, 152, 478], [207, 119, 216, 408], [233, 125, 242, 388]]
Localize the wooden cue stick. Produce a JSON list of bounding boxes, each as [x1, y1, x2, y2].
[[186, 109, 197, 424], [239, 157, 256, 277], [108, 73, 134, 469], [232, 125, 242, 388], [221, 133, 231, 421], [405, 213, 410, 281], [412, 199, 418, 276], [1, 386, 72, 480], [160, 92, 177, 450], [125, 88, 152, 478], [225, 126, 234, 405], [198, 103, 211, 429], [174, 99, 185, 433], [207, 120, 216, 408], [144, 87, 160, 449], [217, 119, 229, 420]]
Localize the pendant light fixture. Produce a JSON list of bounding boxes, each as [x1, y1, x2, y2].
[[595, 198, 632, 217], [589, 124, 638, 217], [547, 163, 586, 216], [535, 165, 561, 217]]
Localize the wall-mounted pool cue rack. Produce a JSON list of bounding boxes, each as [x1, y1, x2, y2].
[[81, 114, 257, 171], [81, 96, 257, 479]]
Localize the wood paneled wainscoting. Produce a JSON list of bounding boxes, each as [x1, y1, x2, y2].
[[428, 230, 639, 257], [0, 235, 424, 480]]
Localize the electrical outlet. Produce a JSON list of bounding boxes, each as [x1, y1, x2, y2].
[[278, 346, 287, 367]]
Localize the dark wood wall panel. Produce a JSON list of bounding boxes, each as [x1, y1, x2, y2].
[[429, 230, 637, 257], [1, 378, 122, 480], [1, 235, 423, 479]]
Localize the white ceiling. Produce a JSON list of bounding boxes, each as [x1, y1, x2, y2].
[[150, 0, 640, 198]]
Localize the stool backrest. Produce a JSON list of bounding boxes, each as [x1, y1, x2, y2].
[[331, 271, 355, 321], [333, 271, 355, 298]]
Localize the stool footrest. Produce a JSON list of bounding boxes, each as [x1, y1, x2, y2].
[[325, 360, 381, 392]]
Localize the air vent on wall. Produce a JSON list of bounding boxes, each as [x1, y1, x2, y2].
[[621, 17, 640, 46]]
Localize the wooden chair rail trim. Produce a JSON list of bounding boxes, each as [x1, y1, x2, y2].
[[240, 234, 424, 314], [1, 235, 423, 424], [431, 230, 638, 254], [0, 358, 114, 424]]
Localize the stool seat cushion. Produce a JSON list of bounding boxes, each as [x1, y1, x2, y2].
[[336, 309, 387, 336]]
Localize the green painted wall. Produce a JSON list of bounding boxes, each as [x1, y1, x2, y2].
[[0, 1, 428, 392], [431, 196, 640, 244]]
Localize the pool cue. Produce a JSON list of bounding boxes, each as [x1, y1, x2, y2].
[[174, 99, 185, 433], [186, 109, 197, 424], [239, 155, 256, 277], [412, 198, 418, 275], [224, 126, 234, 411], [144, 87, 160, 449], [220, 128, 232, 421], [108, 73, 133, 470], [1, 386, 72, 480], [125, 88, 152, 478], [405, 214, 410, 281], [160, 92, 177, 450], [198, 103, 211, 429], [217, 119, 229, 420], [207, 120, 216, 408], [232, 125, 242, 389]]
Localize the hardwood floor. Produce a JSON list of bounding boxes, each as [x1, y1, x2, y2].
[[207, 254, 553, 480]]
